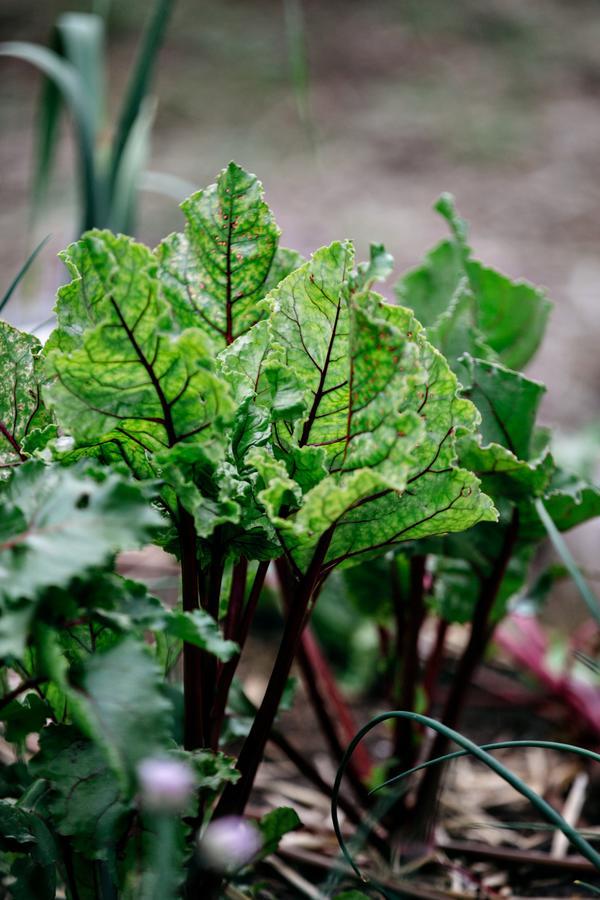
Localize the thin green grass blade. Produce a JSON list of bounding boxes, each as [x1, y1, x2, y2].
[[575, 882, 600, 895], [57, 14, 106, 140], [0, 42, 97, 229], [0, 235, 50, 315], [535, 498, 600, 626], [283, 0, 314, 143], [332, 712, 600, 879], [30, 14, 105, 225], [30, 37, 62, 220], [108, 0, 175, 193], [370, 739, 600, 795], [108, 97, 156, 234]]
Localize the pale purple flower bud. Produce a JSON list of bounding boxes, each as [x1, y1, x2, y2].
[[198, 816, 262, 872], [137, 757, 196, 813]]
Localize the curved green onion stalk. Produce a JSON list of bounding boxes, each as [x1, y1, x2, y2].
[[370, 739, 600, 796], [576, 882, 600, 894], [331, 711, 600, 880]]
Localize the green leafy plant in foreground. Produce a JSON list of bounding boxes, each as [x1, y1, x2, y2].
[[0, 163, 598, 897]]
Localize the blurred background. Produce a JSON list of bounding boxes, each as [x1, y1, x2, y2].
[[2, 0, 600, 435]]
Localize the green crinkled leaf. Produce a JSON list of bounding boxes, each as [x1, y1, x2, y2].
[[263, 246, 305, 295], [30, 725, 128, 855], [230, 241, 496, 570], [320, 467, 495, 572], [85, 573, 168, 630], [350, 242, 394, 292], [456, 356, 553, 500], [0, 322, 52, 478], [247, 446, 303, 526], [219, 319, 272, 407], [0, 463, 160, 659], [230, 396, 271, 466], [256, 806, 301, 859], [266, 241, 420, 473], [426, 277, 495, 366], [458, 438, 554, 501], [157, 162, 298, 347], [160, 448, 243, 538], [460, 356, 545, 460], [175, 748, 240, 793], [45, 229, 234, 482], [91, 575, 239, 660]]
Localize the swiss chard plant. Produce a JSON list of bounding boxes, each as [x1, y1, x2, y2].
[[0, 163, 597, 896]]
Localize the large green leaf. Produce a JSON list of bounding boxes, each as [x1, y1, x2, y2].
[[466, 260, 551, 372], [30, 725, 128, 855], [460, 357, 544, 460], [456, 356, 554, 500], [80, 637, 173, 781], [230, 241, 496, 570], [0, 462, 159, 603], [34, 632, 174, 790], [0, 323, 51, 478], [0, 798, 57, 900], [395, 196, 551, 371], [45, 230, 234, 482], [157, 162, 300, 347]]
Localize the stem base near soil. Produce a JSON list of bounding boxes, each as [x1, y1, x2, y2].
[[413, 509, 521, 833], [214, 529, 333, 819]]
